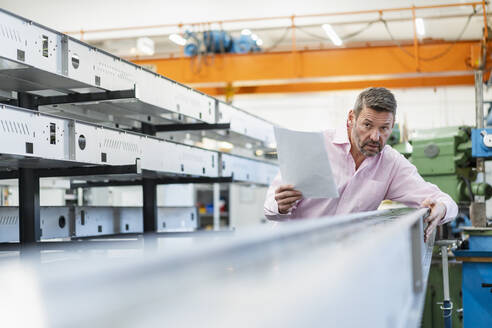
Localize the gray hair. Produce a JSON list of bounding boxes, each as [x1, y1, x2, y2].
[[353, 87, 397, 118]]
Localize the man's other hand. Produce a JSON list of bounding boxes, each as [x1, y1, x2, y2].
[[420, 198, 447, 242], [275, 185, 303, 214]]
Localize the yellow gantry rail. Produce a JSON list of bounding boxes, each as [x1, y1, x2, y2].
[[133, 41, 488, 95]]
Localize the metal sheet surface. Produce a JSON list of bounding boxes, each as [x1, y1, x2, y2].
[[0, 208, 432, 328]]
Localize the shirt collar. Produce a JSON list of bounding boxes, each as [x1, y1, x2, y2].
[[332, 126, 350, 145]]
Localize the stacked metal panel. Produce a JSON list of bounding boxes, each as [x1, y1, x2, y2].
[[221, 153, 278, 184], [0, 8, 278, 184], [0, 8, 279, 240], [217, 101, 275, 146], [0, 8, 276, 149], [0, 103, 221, 176], [0, 205, 199, 242]]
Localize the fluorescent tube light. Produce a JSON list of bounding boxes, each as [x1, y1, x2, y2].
[[322, 24, 342, 46], [136, 37, 155, 56], [415, 18, 425, 36], [169, 33, 186, 46]]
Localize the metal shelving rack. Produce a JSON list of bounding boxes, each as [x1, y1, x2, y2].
[[0, 8, 278, 247]]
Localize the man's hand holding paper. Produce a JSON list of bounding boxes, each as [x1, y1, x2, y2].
[[273, 126, 339, 214], [274, 184, 303, 214]]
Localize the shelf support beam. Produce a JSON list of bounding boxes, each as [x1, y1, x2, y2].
[[18, 168, 41, 247]]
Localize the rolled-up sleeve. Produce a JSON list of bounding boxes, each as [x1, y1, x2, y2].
[[264, 172, 301, 221], [386, 154, 458, 224]]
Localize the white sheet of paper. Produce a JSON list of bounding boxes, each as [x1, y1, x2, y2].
[[274, 126, 339, 199]]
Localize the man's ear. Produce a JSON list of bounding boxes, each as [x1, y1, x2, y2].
[[348, 110, 355, 126]]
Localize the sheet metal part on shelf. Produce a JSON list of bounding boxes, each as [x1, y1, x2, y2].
[[0, 8, 276, 149], [0, 7, 279, 248], [0, 8, 214, 124], [0, 208, 433, 328], [0, 206, 199, 242], [0, 103, 277, 183]]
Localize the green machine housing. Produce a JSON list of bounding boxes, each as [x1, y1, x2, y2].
[[396, 126, 492, 203], [393, 127, 492, 327]]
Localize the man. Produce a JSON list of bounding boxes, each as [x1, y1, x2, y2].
[[264, 87, 457, 242]]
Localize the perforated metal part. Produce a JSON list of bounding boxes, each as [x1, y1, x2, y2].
[[0, 206, 199, 242]]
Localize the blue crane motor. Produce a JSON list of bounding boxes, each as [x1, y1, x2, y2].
[[203, 30, 233, 53], [232, 34, 261, 54]]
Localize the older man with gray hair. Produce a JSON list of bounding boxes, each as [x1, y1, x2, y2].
[[264, 87, 457, 241]]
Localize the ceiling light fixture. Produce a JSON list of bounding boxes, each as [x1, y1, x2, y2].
[[136, 37, 155, 56], [415, 18, 425, 36], [322, 24, 343, 46], [169, 33, 186, 46]]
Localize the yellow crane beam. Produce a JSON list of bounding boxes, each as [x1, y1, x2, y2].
[[132, 41, 483, 95]]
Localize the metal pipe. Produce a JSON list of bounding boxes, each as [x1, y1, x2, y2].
[[411, 6, 420, 72], [473, 69, 487, 225], [213, 182, 220, 231], [299, 2, 486, 19], [476, 70, 484, 129], [77, 13, 490, 42], [440, 245, 453, 328], [441, 246, 451, 301], [482, 0, 488, 42], [63, 2, 484, 36], [291, 15, 296, 52], [474, 70, 485, 200]]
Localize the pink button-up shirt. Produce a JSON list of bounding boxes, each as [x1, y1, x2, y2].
[[264, 127, 458, 223]]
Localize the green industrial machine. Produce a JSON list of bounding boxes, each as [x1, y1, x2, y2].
[[389, 123, 412, 159], [387, 123, 401, 146], [392, 126, 492, 328], [407, 126, 492, 203]]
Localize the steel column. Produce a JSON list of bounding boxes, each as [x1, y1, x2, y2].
[[18, 168, 41, 244], [142, 179, 157, 233], [440, 245, 453, 328], [473, 70, 487, 226], [213, 183, 220, 231], [476, 70, 484, 130], [141, 123, 158, 234]]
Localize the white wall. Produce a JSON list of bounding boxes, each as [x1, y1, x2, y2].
[[232, 86, 484, 133]]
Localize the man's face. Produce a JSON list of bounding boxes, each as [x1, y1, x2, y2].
[[350, 107, 394, 157]]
